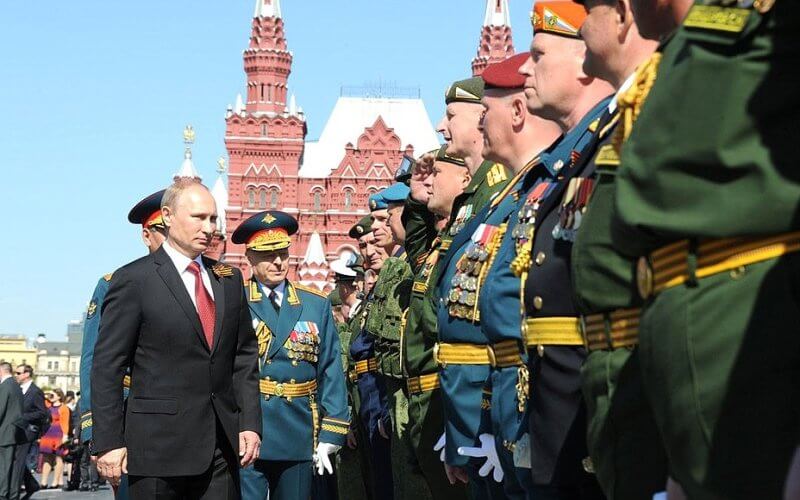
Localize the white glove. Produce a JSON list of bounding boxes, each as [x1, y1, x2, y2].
[[312, 442, 341, 475], [457, 433, 504, 482], [433, 431, 446, 462]]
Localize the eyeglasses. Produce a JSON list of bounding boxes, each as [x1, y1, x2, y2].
[[14, 371, 24, 375]]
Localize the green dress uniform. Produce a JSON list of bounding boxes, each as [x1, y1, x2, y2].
[[570, 67, 668, 500], [79, 189, 165, 500], [610, 3, 800, 498], [233, 211, 349, 500], [403, 150, 508, 500]]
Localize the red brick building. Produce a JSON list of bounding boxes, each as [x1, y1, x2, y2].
[[217, 0, 513, 290]]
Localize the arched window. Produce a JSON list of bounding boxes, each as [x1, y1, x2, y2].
[[248, 189, 256, 208], [270, 189, 279, 208], [313, 191, 322, 212], [259, 190, 267, 209], [344, 189, 353, 211]]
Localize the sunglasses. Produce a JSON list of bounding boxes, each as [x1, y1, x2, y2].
[[14, 371, 24, 375]]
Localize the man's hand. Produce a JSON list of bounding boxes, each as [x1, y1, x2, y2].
[[433, 431, 446, 462], [444, 464, 469, 485], [312, 442, 342, 475], [96, 447, 127, 486], [377, 419, 390, 440], [238, 430, 261, 468], [458, 433, 504, 482], [346, 430, 358, 450]]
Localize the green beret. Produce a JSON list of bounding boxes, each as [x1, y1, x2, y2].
[[445, 77, 485, 105], [349, 215, 374, 239], [435, 145, 467, 168]]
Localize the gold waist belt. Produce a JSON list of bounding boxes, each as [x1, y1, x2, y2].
[[637, 231, 800, 299], [407, 373, 440, 395], [582, 308, 640, 352], [259, 379, 317, 398], [348, 358, 378, 382], [434, 340, 522, 368], [523, 317, 583, 347]]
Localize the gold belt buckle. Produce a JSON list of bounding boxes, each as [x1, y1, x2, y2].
[[274, 383, 285, 397], [636, 256, 654, 300]]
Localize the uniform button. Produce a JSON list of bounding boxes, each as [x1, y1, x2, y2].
[[533, 296, 543, 310], [535, 252, 546, 266], [211, 392, 216, 399]]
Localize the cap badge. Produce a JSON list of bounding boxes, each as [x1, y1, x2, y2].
[[262, 214, 277, 224]]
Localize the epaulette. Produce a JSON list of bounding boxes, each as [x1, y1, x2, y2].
[[103, 273, 113, 282], [294, 282, 327, 298], [486, 163, 508, 187], [211, 263, 234, 278]]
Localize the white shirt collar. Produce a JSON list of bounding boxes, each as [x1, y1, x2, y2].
[[162, 240, 204, 273], [608, 72, 637, 114], [0, 374, 11, 383], [20, 380, 32, 394], [261, 280, 286, 307]]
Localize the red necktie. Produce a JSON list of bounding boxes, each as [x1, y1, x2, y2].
[[187, 261, 216, 348]]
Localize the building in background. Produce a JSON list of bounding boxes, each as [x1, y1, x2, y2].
[[0, 334, 38, 369], [35, 319, 83, 391]]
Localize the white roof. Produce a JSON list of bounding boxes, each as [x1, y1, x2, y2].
[[174, 148, 201, 181], [299, 96, 440, 178], [254, 0, 281, 19], [211, 175, 228, 234], [302, 231, 327, 266], [483, 0, 510, 27]]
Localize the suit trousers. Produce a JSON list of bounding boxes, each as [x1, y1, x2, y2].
[[13, 442, 36, 496], [0, 444, 17, 500], [128, 421, 239, 500]]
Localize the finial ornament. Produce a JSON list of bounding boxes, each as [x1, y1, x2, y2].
[[217, 156, 227, 174], [183, 125, 196, 145]]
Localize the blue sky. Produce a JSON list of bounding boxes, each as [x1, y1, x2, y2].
[[0, 0, 533, 340]]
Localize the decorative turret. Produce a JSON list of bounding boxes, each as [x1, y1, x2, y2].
[[244, 0, 292, 115], [297, 231, 330, 292], [472, 0, 514, 76], [173, 125, 202, 182]]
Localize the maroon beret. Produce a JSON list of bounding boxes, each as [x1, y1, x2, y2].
[[482, 53, 530, 90]]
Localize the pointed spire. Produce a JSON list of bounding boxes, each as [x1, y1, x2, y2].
[[235, 93, 245, 115], [289, 94, 297, 115], [211, 157, 228, 235], [254, 0, 282, 19], [303, 231, 327, 266], [483, 0, 510, 27], [173, 125, 202, 182]]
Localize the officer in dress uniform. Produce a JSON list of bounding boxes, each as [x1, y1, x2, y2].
[[609, 1, 800, 498], [454, 52, 562, 499], [402, 147, 477, 500], [78, 189, 167, 500], [349, 206, 394, 500], [511, 3, 612, 498], [234, 211, 348, 500], [569, 1, 668, 498], [329, 255, 372, 500], [364, 182, 432, 500]]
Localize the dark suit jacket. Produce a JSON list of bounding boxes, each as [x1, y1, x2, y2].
[[15, 382, 47, 444], [0, 377, 24, 446], [91, 246, 261, 477]]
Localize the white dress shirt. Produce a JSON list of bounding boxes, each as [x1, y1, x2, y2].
[[162, 240, 215, 308], [20, 379, 32, 395], [608, 72, 636, 114], [260, 280, 286, 307]]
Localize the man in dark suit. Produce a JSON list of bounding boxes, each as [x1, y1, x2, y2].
[[91, 180, 262, 499], [12, 364, 47, 500], [0, 362, 24, 500]]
